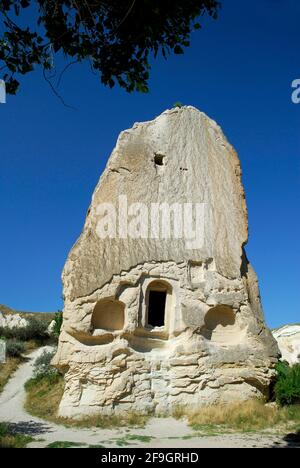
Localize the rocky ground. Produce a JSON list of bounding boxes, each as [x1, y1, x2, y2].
[[0, 348, 299, 448]]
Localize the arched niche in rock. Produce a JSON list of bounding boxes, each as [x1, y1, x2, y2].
[[92, 298, 125, 331]]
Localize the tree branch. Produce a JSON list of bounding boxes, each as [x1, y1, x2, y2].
[[57, 59, 79, 88], [113, 0, 136, 33], [43, 68, 77, 110]]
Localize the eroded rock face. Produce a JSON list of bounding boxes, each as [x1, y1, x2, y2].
[[273, 325, 300, 365], [0, 311, 28, 329], [53, 107, 279, 418]]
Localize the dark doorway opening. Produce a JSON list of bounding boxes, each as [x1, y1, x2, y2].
[[147, 290, 166, 327]]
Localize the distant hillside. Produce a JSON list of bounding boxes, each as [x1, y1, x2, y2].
[[0, 304, 56, 322]]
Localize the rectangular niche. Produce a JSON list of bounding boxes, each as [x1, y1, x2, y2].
[[189, 262, 205, 287], [188, 259, 215, 288]]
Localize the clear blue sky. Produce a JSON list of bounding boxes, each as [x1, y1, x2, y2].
[[0, 0, 299, 328]]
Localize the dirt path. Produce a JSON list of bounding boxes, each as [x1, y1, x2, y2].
[[0, 348, 297, 448]]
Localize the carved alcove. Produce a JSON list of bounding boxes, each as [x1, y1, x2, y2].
[[91, 298, 125, 332], [201, 305, 244, 346]]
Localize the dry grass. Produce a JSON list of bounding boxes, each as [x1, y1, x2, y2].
[[26, 370, 300, 435], [25, 374, 149, 429], [62, 411, 149, 429], [173, 400, 300, 433], [24, 340, 40, 354], [0, 357, 21, 393], [25, 374, 65, 420], [0, 340, 46, 394]]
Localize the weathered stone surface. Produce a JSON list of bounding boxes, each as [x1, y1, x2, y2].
[[273, 325, 300, 365], [47, 319, 56, 336], [53, 106, 279, 418], [0, 340, 6, 363]]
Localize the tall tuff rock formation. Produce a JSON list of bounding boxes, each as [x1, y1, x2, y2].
[[53, 106, 279, 417]]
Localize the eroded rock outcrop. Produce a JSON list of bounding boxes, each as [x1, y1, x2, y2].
[[53, 106, 279, 417], [273, 325, 300, 365], [0, 311, 28, 329]]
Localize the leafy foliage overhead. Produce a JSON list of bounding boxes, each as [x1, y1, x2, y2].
[[0, 0, 220, 95]]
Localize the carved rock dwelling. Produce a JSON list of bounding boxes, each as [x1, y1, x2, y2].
[[53, 107, 279, 417]]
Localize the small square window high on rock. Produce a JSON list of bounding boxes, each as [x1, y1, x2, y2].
[[154, 154, 165, 166]]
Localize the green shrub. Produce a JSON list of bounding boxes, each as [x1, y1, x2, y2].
[[23, 317, 49, 343], [52, 311, 63, 338], [0, 317, 49, 343], [25, 350, 61, 416], [274, 361, 300, 406], [6, 339, 25, 358], [0, 326, 20, 340], [0, 423, 9, 437], [33, 349, 58, 379], [34, 349, 55, 368], [173, 101, 183, 108], [0, 422, 34, 448], [2, 326, 26, 341]]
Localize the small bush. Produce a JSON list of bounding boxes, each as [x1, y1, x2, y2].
[[0, 358, 20, 393], [274, 361, 300, 406], [173, 101, 183, 108], [0, 423, 34, 448], [0, 326, 20, 340], [6, 339, 25, 358], [33, 349, 58, 378], [0, 423, 8, 437], [25, 349, 61, 421], [52, 311, 63, 338], [24, 317, 49, 343], [47, 441, 85, 448], [34, 349, 55, 368], [0, 317, 49, 343]]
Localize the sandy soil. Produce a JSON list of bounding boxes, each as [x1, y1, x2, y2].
[[0, 347, 298, 449]]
